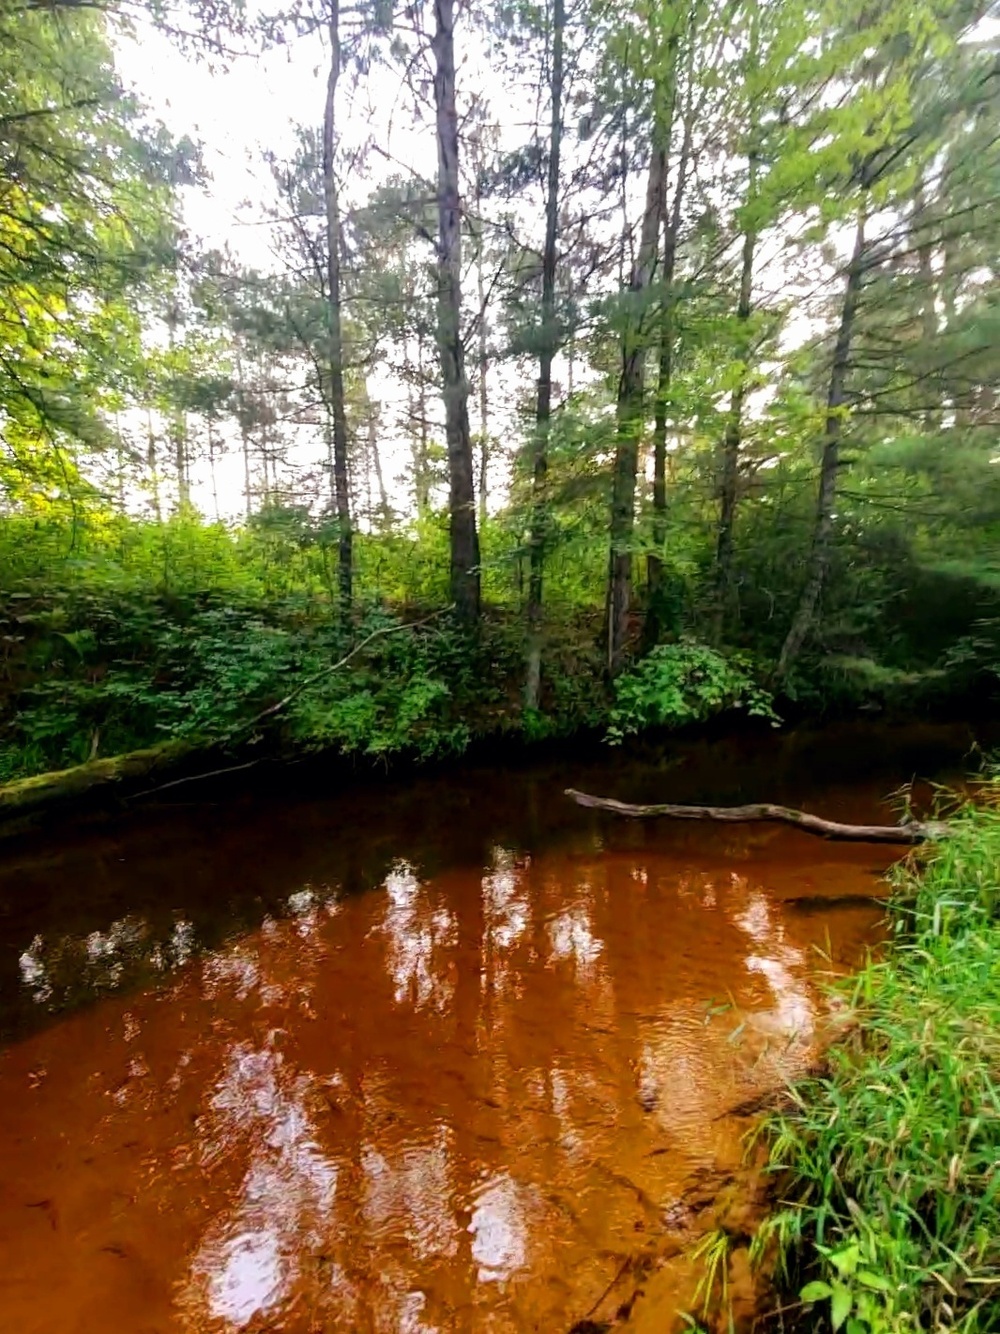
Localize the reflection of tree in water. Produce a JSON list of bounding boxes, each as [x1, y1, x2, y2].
[[178, 1039, 339, 1329], [378, 861, 456, 1011], [2, 821, 878, 1333], [175, 889, 344, 1331], [18, 914, 197, 1008], [169, 873, 475, 1331], [12, 884, 343, 1030]]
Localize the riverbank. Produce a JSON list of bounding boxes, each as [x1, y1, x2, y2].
[[3, 571, 996, 797], [752, 797, 1000, 1331], [0, 712, 985, 852]]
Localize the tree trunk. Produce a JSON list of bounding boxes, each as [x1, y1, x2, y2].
[[565, 789, 946, 844], [525, 0, 565, 711], [415, 326, 431, 515], [242, 426, 253, 517], [915, 187, 936, 343], [173, 417, 189, 509], [235, 350, 253, 518], [165, 299, 190, 509], [363, 413, 373, 520], [646, 66, 691, 649], [914, 180, 937, 429], [208, 419, 220, 522], [776, 209, 867, 679], [322, 0, 353, 611], [368, 399, 391, 526], [145, 408, 162, 525], [260, 413, 272, 504], [714, 5, 761, 641], [0, 740, 197, 829], [404, 327, 432, 516], [473, 150, 490, 527], [714, 167, 758, 639], [113, 412, 127, 513], [605, 139, 668, 676], [432, 0, 480, 622]]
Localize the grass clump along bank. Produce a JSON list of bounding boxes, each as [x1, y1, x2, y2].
[[754, 803, 1000, 1331]]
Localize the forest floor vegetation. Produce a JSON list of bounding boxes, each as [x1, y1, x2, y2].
[[1, 514, 993, 792]]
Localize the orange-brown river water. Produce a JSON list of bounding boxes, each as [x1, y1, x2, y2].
[[0, 724, 975, 1333]]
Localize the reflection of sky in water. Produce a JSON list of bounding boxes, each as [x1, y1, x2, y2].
[[14, 879, 341, 1020], [482, 847, 529, 952], [17, 913, 198, 1007], [547, 905, 602, 970], [549, 1065, 585, 1157], [395, 1288, 436, 1333], [184, 1040, 338, 1329], [202, 949, 260, 1001], [735, 890, 815, 1041], [207, 1229, 283, 1327], [362, 1130, 457, 1262], [745, 953, 814, 1038], [18, 935, 50, 1002], [0, 809, 879, 1334], [380, 861, 456, 1011], [469, 1174, 529, 1283], [631, 878, 819, 1126]]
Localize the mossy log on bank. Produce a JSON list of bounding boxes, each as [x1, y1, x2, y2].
[[0, 613, 450, 834], [566, 788, 949, 843], [0, 740, 205, 826]]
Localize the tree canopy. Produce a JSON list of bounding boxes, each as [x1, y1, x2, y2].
[[0, 0, 998, 776]]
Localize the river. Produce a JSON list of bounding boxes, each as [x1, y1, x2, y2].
[[0, 723, 975, 1332]]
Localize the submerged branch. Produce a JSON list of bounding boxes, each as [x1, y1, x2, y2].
[[565, 789, 947, 843]]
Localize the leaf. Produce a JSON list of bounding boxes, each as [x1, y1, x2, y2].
[[829, 1242, 860, 1276], [55, 629, 96, 657], [856, 1270, 891, 1292], [831, 1282, 853, 1332], [800, 1281, 833, 1302]]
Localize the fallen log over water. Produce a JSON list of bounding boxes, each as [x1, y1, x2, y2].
[[565, 789, 948, 843], [0, 740, 210, 829], [0, 611, 452, 836]]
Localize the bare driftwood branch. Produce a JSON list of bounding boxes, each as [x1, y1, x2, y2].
[[565, 789, 948, 843], [127, 760, 261, 802]]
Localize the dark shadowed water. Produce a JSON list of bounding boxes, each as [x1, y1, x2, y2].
[[0, 723, 976, 1332]]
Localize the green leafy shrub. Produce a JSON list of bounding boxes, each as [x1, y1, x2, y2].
[[285, 609, 471, 760], [607, 639, 778, 743]]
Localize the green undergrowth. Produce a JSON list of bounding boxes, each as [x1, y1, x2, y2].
[[753, 800, 1000, 1332], [0, 592, 530, 780], [0, 574, 782, 782], [0, 511, 994, 785]]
